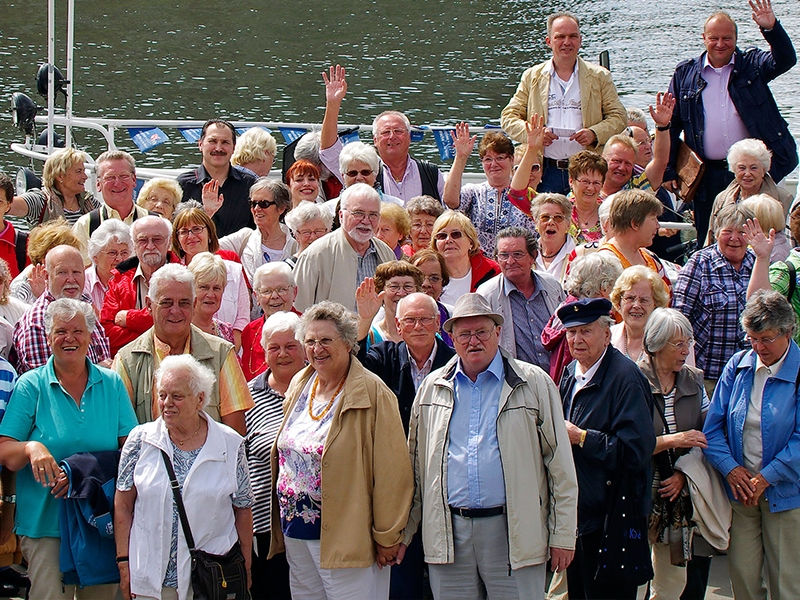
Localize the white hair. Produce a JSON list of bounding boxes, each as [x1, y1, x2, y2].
[[284, 201, 333, 234], [45, 297, 96, 335], [339, 182, 380, 211], [88, 219, 133, 262], [148, 263, 195, 302], [253, 261, 295, 291], [261, 311, 302, 352], [155, 355, 215, 408]]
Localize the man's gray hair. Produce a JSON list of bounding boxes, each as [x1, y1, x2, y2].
[[95, 150, 136, 179], [297, 301, 359, 355], [339, 141, 380, 175], [546, 11, 580, 36], [45, 298, 96, 335], [727, 138, 772, 173], [565, 253, 623, 299], [339, 182, 380, 211], [155, 355, 215, 409], [148, 263, 195, 302], [261, 311, 302, 352], [130, 215, 172, 240], [626, 107, 648, 131], [284, 200, 333, 234], [643, 308, 694, 355], [253, 261, 295, 291], [741, 289, 797, 338], [397, 292, 439, 318], [372, 111, 411, 138], [88, 219, 133, 262]]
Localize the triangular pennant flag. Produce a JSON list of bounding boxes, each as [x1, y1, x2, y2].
[[128, 128, 168, 153], [178, 128, 203, 143], [432, 128, 457, 161], [279, 128, 309, 144], [340, 130, 360, 145]]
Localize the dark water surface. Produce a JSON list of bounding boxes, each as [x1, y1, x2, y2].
[[1, 0, 798, 173]]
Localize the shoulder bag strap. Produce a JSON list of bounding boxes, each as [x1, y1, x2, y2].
[[160, 449, 197, 551], [786, 259, 796, 303]]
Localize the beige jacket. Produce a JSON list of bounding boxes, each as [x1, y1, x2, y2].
[[500, 57, 626, 151], [269, 358, 413, 569], [293, 229, 395, 312], [405, 349, 578, 569]]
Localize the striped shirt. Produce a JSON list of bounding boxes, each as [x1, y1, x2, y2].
[[245, 371, 286, 534]]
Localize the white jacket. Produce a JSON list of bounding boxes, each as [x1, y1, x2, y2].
[[405, 349, 578, 569], [128, 413, 245, 600]]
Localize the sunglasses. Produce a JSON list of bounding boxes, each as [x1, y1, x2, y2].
[[250, 199, 277, 209], [434, 230, 464, 241], [345, 169, 374, 178]]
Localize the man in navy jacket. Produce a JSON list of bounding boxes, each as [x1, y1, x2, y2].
[[665, 0, 797, 245]]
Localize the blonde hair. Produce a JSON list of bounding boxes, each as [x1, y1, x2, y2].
[[232, 127, 277, 166], [380, 202, 412, 238], [136, 178, 183, 213], [740, 194, 785, 234], [27, 218, 81, 265], [187, 251, 227, 289], [42, 148, 89, 190], [430, 210, 481, 257], [610, 265, 670, 312]]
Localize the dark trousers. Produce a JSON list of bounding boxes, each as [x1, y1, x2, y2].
[[691, 163, 734, 248], [390, 533, 428, 599], [539, 162, 571, 195], [566, 530, 638, 600], [681, 555, 712, 600], [251, 532, 292, 599]]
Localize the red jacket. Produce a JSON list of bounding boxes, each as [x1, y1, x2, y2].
[[239, 307, 302, 382], [100, 252, 181, 356], [0, 221, 28, 278], [469, 252, 501, 292]]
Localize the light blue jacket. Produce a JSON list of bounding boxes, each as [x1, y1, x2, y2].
[[703, 343, 800, 512]]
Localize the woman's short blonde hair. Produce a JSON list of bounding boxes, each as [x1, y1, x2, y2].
[[740, 194, 785, 234], [430, 210, 480, 257], [380, 203, 412, 238], [136, 178, 183, 213], [27, 218, 81, 266], [609, 265, 670, 312], [42, 148, 89, 190], [187, 252, 227, 289], [231, 127, 278, 167]]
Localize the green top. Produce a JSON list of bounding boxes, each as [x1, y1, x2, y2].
[[769, 248, 800, 344]]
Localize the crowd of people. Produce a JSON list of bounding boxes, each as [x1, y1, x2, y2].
[[0, 1, 795, 599]]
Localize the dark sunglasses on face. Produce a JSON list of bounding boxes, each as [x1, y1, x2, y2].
[[434, 230, 464, 241], [250, 199, 277, 210]]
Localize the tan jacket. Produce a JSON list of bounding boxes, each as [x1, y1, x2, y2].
[[405, 349, 578, 569], [269, 358, 413, 569], [500, 57, 626, 151], [293, 229, 395, 312]]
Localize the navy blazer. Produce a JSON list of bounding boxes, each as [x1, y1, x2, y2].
[[357, 336, 455, 434]]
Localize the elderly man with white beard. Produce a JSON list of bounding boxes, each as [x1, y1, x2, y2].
[[294, 183, 395, 311]]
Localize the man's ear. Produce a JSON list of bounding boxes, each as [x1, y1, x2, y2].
[[145, 296, 152, 315]]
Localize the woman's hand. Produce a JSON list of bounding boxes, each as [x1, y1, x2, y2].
[[51, 469, 70, 498], [727, 465, 757, 503], [525, 113, 545, 150], [745, 473, 771, 507], [25, 441, 60, 488], [355, 278, 384, 321], [118, 562, 134, 599], [29, 264, 46, 299], [671, 429, 707, 449], [450, 122, 476, 159], [202, 180, 224, 217], [322, 65, 348, 104], [659, 471, 686, 502], [376, 542, 403, 569], [743, 218, 775, 261]]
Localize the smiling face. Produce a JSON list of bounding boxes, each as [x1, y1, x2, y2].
[[199, 123, 235, 171], [373, 114, 411, 164], [47, 314, 91, 365], [451, 315, 501, 381], [396, 294, 440, 354], [250, 187, 283, 233], [141, 187, 177, 220], [546, 16, 582, 65], [194, 276, 224, 319], [256, 272, 297, 317], [340, 193, 380, 245], [94, 240, 131, 279], [415, 258, 445, 300], [157, 369, 204, 429], [481, 150, 514, 188], [289, 172, 320, 206], [343, 159, 377, 188], [96, 159, 136, 211], [382, 275, 419, 314], [570, 169, 604, 208], [59, 160, 88, 197], [434, 225, 470, 266], [619, 279, 656, 331], [717, 223, 748, 269], [47, 247, 86, 299], [603, 144, 636, 192], [703, 16, 737, 68], [149, 280, 194, 341], [294, 218, 329, 253], [264, 328, 306, 381], [733, 154, 766, 196], [177, 220, 210, 258], [302, 319, 351, 380]]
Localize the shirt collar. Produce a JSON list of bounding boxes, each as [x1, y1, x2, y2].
[[702, 53, 735, 71], [755, 344, 791, 375], [407, 341, 438, 370], [575, 347, 608, 383], [454, 348, 504, 383], [502, 272, 538, 298], [548, 58, 580, 80]]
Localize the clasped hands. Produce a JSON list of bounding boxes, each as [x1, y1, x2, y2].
[[376, 542, 406, 569], [727, 465, 769, 506]]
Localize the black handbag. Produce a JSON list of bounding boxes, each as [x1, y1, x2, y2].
[[160, 449, 251, 600], [595, 472, 655, 587]]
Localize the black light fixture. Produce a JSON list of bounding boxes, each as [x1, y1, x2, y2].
[[10, 92, 38, 136], [15, 168, 41, 195], [36, 63, 69, 102], [37, 130, 65, 148]]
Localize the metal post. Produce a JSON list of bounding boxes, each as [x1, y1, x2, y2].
[[66, 0, 75, 148], [47, 0, 55, 154]]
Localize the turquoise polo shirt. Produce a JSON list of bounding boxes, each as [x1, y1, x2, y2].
[[0, 357, 138, 538]]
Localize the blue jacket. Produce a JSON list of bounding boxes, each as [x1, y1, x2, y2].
[[666, 21, 797, 183], [59, 451, 121, 587], [703, 344, 800, 513]]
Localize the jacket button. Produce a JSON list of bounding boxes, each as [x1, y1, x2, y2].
[[323, 523, 329, 530], [778, 132, 782, 137], [322, 461, 328, 467], [322, 492, 328, 499], [606, 480, 612, 486]]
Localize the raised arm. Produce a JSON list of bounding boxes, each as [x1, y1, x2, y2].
[[442, 122, 475, 209], [355, 277, 384, 341], [321, 65, 348, 151], [645, 92, 676, 190], [510, 114, 545, 193], [743, 218, 776, 298]]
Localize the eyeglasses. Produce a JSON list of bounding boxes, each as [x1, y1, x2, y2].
[[538, 214, 566, 224], [481, 155, 512, 166], [384, 283, 418, 293], [434, 230, 464, 241], [411, 221, 435, 231], [422, 274, 443, 284], [100, 249, 131, 260], [497, 251, 529, 263], [516, 164, 542, 173], [303, 337, 340, 349], [745, 334, 781, 346], [454, 329, 494, 345], [177, 225, 207, 238], [296, 228, 328, 238], [345, 169, 374, 178], [145, 196, 171, 206], [250, 199, 277, 210], [377, 128, 409, 139], [100, 173, 134, 184], [345, 209, 380, 221], [399, 316, 438, 328], [135, 236, 167, 248], [156, 299, 193, 310], [258, 286, 293, 296], [575, 178, 603, 187], [666, 339, 695, 351], [621, 295, 653, 306]]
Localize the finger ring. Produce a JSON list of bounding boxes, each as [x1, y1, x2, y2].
[[38, 467, 45, 471], [736, 484, 741, 488]]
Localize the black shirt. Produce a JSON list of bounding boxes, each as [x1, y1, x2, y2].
[[176, 164, 256, 237]]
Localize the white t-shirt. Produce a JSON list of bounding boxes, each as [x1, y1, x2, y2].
[[545, 60, 584, 160], [440, 270, 472, 306]]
